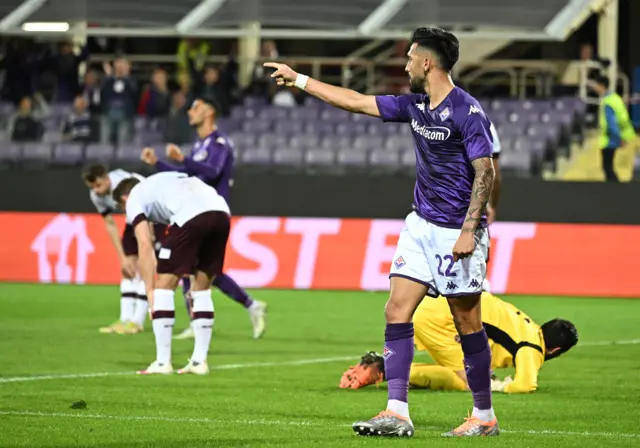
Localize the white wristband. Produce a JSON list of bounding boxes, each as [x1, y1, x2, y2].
[[294, 74, 309, 90]]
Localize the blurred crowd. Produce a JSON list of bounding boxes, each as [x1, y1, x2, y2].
[[0, 37, 306, 146]]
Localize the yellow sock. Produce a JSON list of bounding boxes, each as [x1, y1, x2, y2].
[[409, 363, 467, 391]]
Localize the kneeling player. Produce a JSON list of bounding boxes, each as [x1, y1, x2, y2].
[[113, 171, 231, 375], [340, 292, 578, 393], [83, 164, 165, 334]]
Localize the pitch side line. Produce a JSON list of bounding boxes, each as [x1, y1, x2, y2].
[[1, 338, 638, 385], [0, 356, 357, 384], [1, 411, 638, 439]]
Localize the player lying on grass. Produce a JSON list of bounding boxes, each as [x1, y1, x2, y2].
[[113, 171, 231, 375], [340, 292, 578, 393], [83, 164, 166, 335], [141, 95, 266, 341]]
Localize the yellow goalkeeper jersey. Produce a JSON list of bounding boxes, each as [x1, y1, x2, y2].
[[413, 292, 545, 393]]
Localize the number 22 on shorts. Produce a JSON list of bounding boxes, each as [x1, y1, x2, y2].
[[435, 254, 457, 277]]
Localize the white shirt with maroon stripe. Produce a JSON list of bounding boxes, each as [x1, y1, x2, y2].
[[90, 169, 144, 216], [125, 172, 230, 227]]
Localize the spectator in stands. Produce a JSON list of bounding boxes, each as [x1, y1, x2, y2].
[[82, 69, 103, 115], [164, 91, 193, 145], [138, 68, 171, 119], [187, 57, 230, 116], [591, 74, 637, 182], [7, 94, 48, 142], [61, 94, 95, 143], [0, 39, 37, 105], [44, 41, 89, 103], [177, 38, 210, 79], [248, 40, 279, 98], [101, 57, 137, 145]]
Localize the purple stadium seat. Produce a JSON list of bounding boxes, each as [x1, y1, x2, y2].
[[369, 149, 399, 174], [337, 147, 367, 171], [304, 121, 335, 136], [381, 122, 402, 136], [336, 122, 366, 136], [241, 120, 271, 134], [305, 148, 335, 172], [273, 147, 304, 170], [243, 96, 267, 108], [320, 108, 351, 121], [85, 143, 115, 162], [366, 122, 383, 136], [43, 118, 59, 132], [134, 116, 148, 131], [258, 133, 288, 149], [55, 143, 84, 164], [229, 133, 257, 149], [500, 151, 532, 174], [530, 139, 547, 156], [384, 135, 414, 151], [0, 143, 22, 161], [353, 135, 382, 151], [259, 107, 289, 121], [115, 144, 142, 162], [241, 147, 272, 166], [0, 131, 8, 142], [290, 135, 320, 149], [320, 136, 351, 150], [231, 107, 258, 120], [400, 148, 416, 173], [292, 107, 319, 121], [22, 143, 52, 161], [42, 132, 61, 143]]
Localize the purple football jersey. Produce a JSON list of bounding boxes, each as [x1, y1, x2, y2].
[[156, 129, 234, 202], [375, 87, 493, 228]]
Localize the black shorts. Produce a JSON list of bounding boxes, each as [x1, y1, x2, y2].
[[156, 211, 230, 277], [122, 223, 168, 257]]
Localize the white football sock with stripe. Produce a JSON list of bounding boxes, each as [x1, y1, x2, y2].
[[132, 277, 149, 327], [120, 278, 137, 323], [190, 289, 215, 364], [152, 289, 175, 365]]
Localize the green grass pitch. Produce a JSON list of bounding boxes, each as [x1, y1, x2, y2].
[[0, 283, 639, 447]]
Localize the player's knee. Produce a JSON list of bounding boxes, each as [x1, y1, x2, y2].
[[156, 274, 180, 291], [447, 295, 483, 335], [191, 271, 213, 291], [384, 296, 413, 323]]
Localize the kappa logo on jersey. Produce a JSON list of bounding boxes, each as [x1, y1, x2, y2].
[[193, 149, 208, 162], [439, 107, 450, 121], [469, 105, 482, 115], [383, 346, 396, 360], [415, 102, 426, 112], [410, 120, 451, 141], [446, 281, 458, 290], [394, 256, 406, 269], [468, 279, 480, 288]]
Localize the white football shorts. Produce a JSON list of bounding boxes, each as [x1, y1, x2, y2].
[[389, 212, 489, 298]]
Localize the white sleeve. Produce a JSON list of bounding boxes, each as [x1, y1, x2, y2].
[[490, 123, 502, 155], [125, 188, 147, 225], [90, 192, 110, 215]]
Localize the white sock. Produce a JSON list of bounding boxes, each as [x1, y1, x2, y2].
[[190, 289, 215, 364], [248, 301, 260, 311], [119, 278, 137, 323], [387, 399, 410, 419], [151, 289, 175, 365], [472, 407, 496, 422], [132, 278, 149, 327]]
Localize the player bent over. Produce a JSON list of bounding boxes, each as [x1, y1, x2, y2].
[[83, 164, 165, 334], [267, 27, 497, 437], [113, 171, 231, 375], [340, 292, 578, 393]]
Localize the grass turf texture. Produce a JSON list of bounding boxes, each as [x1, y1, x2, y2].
[[0, 284, 639, 447]]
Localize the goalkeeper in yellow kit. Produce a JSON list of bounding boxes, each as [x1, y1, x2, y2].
[[340, 292, 578, 393]]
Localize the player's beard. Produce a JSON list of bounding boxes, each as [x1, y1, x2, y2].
[[409, 74, 426, 94]]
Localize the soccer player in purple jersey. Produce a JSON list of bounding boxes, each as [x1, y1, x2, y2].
[[141, 95, 267, 340], [266, 27, 498, 438]]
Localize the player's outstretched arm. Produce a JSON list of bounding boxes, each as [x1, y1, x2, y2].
[[264, 62, 380, 117]]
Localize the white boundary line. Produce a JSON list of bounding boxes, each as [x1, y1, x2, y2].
[[0, 356, 357, 384], [1, 411, 638, 439], [1, 338, 638, 385]]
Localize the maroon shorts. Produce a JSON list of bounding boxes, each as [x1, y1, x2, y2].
[[156, 211, 230, 277], [122, 223, 168, 257]]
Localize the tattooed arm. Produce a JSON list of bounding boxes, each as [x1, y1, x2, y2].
[[462, 157, 495, 233]]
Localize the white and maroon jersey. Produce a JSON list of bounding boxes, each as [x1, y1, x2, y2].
[[490, 122, 502, 157], [125, 172, 230, 228], [90, 169, 144, 216]]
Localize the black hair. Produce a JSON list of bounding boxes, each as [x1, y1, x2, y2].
[[112, 177, 141, 203], [541, 318, 578, 361], [410, 27, 460, 72], [82, 163, 108, 183], [593, 74, 610, 89], [197, 94, 221, 114]]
